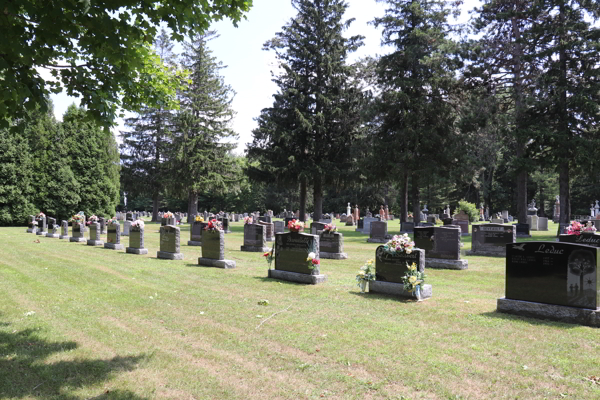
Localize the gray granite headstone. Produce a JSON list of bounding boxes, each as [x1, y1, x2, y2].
[[188, 221, 206, 246], [126, 226, 148, 254], [241, 224, 268, 252], [414, 226, 468, 269], [157, 225, 183, 260], [467, 224, 515, 257], [104, 223, 123, 250], [258, 221, 274, 241], [46, 217, 59, 238], [27, 215, 36, 233], [400, 221, 414, 233], [35, 216, 47, 235], [87, 223, 104, 246], [198, 230, 235, 268], [59, 220, 69, 239], [69, 222, 86, 242], [273, 220, 285, 234], [123, 220, 131, 236], [269, 232, 326, 284], [367, 221, 388, 243], [319, 232, 347, 259]]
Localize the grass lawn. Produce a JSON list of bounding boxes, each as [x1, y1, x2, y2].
[[0, 220, 598, 399]]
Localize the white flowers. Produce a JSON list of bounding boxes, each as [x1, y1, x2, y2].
[[308, 252, 316, 259]]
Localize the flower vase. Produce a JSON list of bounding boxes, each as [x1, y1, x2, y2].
[[359, 280, 368, 293], [414, 285, 422, 301]]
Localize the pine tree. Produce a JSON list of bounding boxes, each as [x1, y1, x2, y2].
[[247, 0, 365, 221], [170, 30, 238, 218], [120, 29, 178, 221]]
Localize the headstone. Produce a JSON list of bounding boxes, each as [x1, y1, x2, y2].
[[538, 217, 548, 231], [413, 226, 468, 269], [497, 242, 599, 327], [87, 222, 104, 246], [355, 217, 377, 234], [161, 216, 175, 226], [427, 215, 436, 224], [35, 216, 47, 235], [59, 220, 69, 239], [273, 220, 285, 234], [240, 224, 269, 252], [198, 230, 236, 269], [559, 232, 600, 247], [369, 247, 431, 300], [126, 225, 148, 254], [345, 215, 354, 226], [367, 221, 389, 243], [310, 222, 326, 235], [400, 221, 414, 233], [516, 223, 531, 238], [319, 232, 347, 259], [188, 221, 206, 246], [453, 211, 470, 236], [491, 218, 503, 224], [157, 225, 183, 260], [467, 224, 515, 257], [268, 232, 326, 284], [26, 215, 36, 233], [104, 221, 124, 250], [69, 222, 86, 242], [501, 210, 509, 220], [126, 212, 133, 221], [528, 215, 539, 231], [123, 220, 132, 236], [258, 221, 274, 241], [219, 217, 231, 233], [527, 200, 538, 216], [258, 215, 272, 223], [99, 217, 107, 234]]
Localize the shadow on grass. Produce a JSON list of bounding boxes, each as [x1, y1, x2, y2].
[[346, 291, 420, 303], [0, 320, 148, 399], [252, 276, 305, 286], [480, 311, 578, 329]]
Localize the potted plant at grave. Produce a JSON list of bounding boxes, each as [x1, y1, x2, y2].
[[203, 219, 223, 232], [263, 245, 275, 269], [244, 216, 253, 224], [322, 223, 337, 235], [567, 221, 596, 235], [68, 213, 84, 225], [401, 262, 426, 301], [108, 217, 119, 226], [88, 215, 99, 225], [355, 259, 375, 293], [382, 234, 415, 255], [287, 219, 304, 233], [131, 219, 144, 231]]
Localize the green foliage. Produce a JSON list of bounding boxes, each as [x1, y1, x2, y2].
[[0, 0, 253, 127], [455, 200, 479, 223]]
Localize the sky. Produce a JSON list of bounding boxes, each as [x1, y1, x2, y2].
[[49, 0, 480, 154]]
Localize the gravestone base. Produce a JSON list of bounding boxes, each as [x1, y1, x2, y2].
[[104, 243, 124, 250], [466, 249, 506, 257], [187, 240, 202, 246], [319, 251, 348, 260], [366, 236, 391, 243], [69, 237, 86, 243], [425, 258, 468, 270], [87, 239, 104, 246], [126, 247, 148, 255], [240, 245, 270, 252], [497, 298, 599, 328], [45, 233, 59, 238], [268, 269, 327, 285], [369, 281, 432, 300], [157, 251, 184, 260], [197, 258, 236, 269], [59, 234, 69, 240], [36, 230, 46, 236]]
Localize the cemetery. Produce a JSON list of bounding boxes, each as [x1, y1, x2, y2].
[[3, 0, 600, 398]]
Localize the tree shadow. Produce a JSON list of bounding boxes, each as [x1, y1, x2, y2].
[[0, 320, 148, 399]]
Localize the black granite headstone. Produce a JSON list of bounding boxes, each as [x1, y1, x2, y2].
[[320, 232, 343, 253], [107, 224, 120, 244], [190, 221, 206, 242], [310, 222, 326, 235], [516, 223, 530, 236], [244, 224, 266, 247], [275, 232, 320, 275], [505, 242, 598, 309], [559, 233, 600, 247], [375, 246, 425, 284], [414, 226, 461, 260]]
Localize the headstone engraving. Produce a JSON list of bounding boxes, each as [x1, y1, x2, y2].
[[157, 225, 183, 260], [268, 232, 326, 284]]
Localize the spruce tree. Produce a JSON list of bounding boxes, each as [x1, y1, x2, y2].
[[170, 30, 238, 218], [247, 0, 364, 221]]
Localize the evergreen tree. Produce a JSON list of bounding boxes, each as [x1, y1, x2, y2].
[[372, 0, 462, 223], [247, 0, 365, 221], [170, 30, 238, 218], [120, 29, 178, 222]]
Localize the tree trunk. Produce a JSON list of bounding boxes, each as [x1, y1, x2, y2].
[[400, 170, 409, 223], [188, 191, 198, 223], [313, 173, 323, 222], [539, 185, 545, 218], [412, 173, 420, 226], [152, 190, 159, 222], [559, 161, 570, 224], [299, 177, 307, 222]]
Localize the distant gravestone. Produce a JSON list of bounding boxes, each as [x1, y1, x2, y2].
[[59, 220, 69, 239], [161, 216, 175, 226], [345, 215, 354, 226], [369, 246, 431, 300], [219, 217, 231, 233], [538, 217, 549, 231], [69, 222, 86, 243], [498, 242, 599, 327], [45, 217, 59, 238], [356, 217, 377, 234], [367, 221, 389, 243], [258, 221, 274, 241], [319, 232, 347, 259], [126, 225, 148, 254], [198, 230, 236, 269], [467, 224, 515, 257], [157, 225, 183, 260], [99, 217, 107, 234], [104, 222, 124, 250], [310, 222, 326, 235], [273, 220, 285, 234], [123, 220, 131, 236], [241, 224, 269, 252], [414, 226, 468, 269], [26, 215, 36, 233], [35, 216, 47, 235], [516, 223, 531, 238], [188, 221, 206, 246], [126, 212, 133, 221], [400, 221, 414, 233], [269, 232, 325, 284], [528, 215, 539, 231], [87, 222, 104, 246], [453, 211, 470, 236]]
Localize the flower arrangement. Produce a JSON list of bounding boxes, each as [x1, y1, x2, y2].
[[89, 215, 99, 222], [322, 223, 337, 234], [355, 259, 376, 286], [195, 215, 204, 222], [37, 212, 46, 218], [263, 245, 275, 269], [306, 252, 320, 270], [287, 219, 304, 232], [383, 234, 415, 255], [131, 219, 145, 229], [568, 220, 597, 235], [108, 217, 119, 226], [203, 219, 223, 232], [401, 262, 426, 293], [244, 216, 253, 224], [68, 214, 85, 224], [163, 211, 174, 218]]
